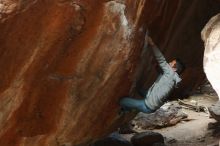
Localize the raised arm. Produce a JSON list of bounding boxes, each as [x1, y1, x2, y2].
[[147, 37, 171, 72]]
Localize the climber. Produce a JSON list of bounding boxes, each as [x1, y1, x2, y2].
[[119, 36, 185, 113]]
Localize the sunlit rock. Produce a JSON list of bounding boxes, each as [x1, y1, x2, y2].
[[202, 13, 220, 99]]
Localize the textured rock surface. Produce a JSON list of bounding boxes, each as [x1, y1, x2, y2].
[[92, 132, 132, 146], [0, 0, 220, 146], [130, 103, 188, 131], [131, 131, 164, 146], [0, 1, 148, 145], [202, 13, 220, 99]]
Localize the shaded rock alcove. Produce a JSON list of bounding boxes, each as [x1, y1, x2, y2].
[[0, 0, 220, 146]]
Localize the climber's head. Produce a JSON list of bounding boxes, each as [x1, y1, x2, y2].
[[169, 58, 185, 75]]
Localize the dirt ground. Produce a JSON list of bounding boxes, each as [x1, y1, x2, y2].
[[154, 94, 220, 146], [120, 93, 220, 146]]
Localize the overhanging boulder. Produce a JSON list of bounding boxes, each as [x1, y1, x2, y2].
[[0, 0, 220, 146]]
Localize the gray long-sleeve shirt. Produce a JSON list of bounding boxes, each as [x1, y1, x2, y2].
[[145, 46, 181, 111]]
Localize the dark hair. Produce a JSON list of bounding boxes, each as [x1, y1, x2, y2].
[[175, 58, 185, 75]]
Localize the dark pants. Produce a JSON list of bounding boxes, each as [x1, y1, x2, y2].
[[119, 97, 153, 113]]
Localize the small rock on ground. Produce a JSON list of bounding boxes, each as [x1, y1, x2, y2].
[[92, 132, 132, 146], [131, 131, 164, 146], [209, 101, 220, 122]]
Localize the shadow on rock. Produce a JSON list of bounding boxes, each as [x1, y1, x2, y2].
[[91, 132, 132, 146], [131, 131, 165, 146]]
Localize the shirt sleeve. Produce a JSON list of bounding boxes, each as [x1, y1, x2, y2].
[[151, 46, 171, 73]]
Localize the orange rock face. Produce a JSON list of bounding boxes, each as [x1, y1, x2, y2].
[[0, 0, 220, 146], [0, 0, 147, 145]]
